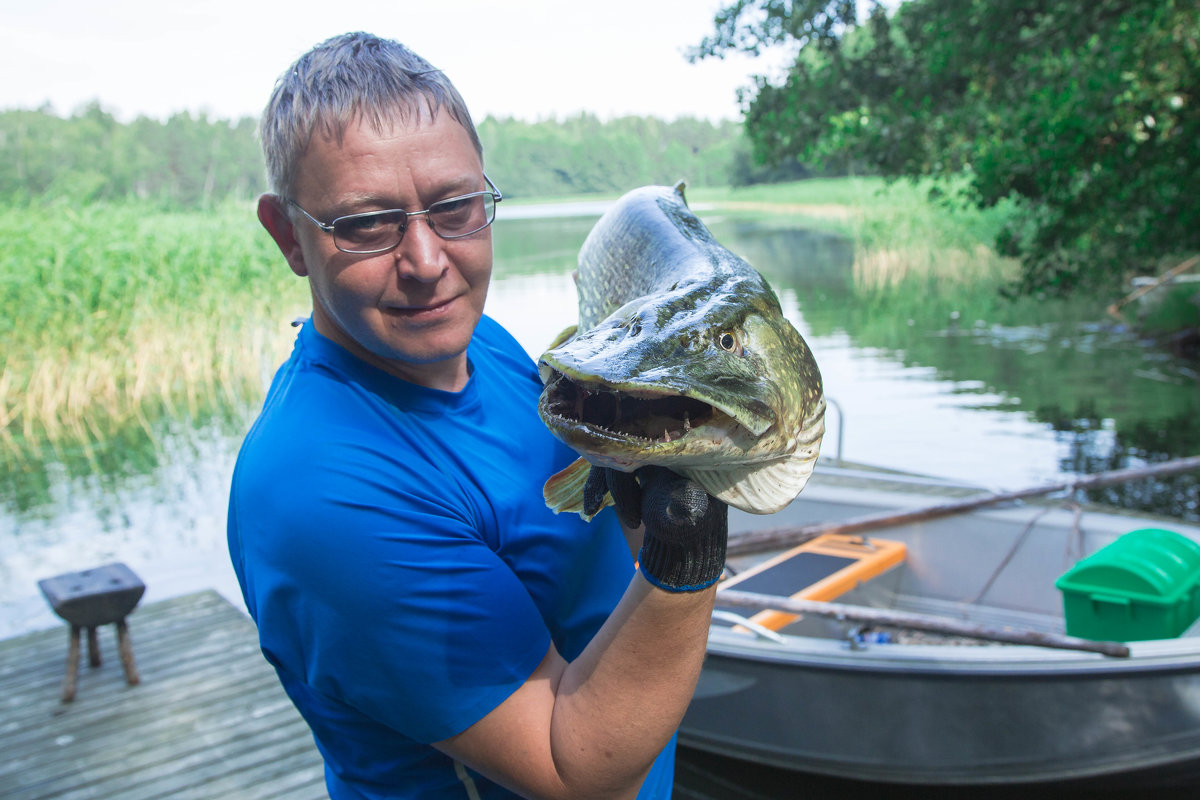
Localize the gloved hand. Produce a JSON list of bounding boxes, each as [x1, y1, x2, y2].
[[584, 465, 728, 593]]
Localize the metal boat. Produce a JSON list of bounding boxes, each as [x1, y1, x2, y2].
[[680, 462, 1200, 788]]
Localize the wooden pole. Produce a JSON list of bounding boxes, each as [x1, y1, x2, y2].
[[86, 626, 102, 667], [729, 454, 1200, 557], [1107, 254, 1200, 320], [116, 619, 141, 686], [62, 625, 81, 704], [716, 589, 1132, 657]]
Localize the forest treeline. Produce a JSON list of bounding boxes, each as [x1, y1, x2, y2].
[[0, 103, 809, 208]]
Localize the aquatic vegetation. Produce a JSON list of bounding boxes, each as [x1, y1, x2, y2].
[[0, 201, 309, 463], [696, 177, 1023, 293]]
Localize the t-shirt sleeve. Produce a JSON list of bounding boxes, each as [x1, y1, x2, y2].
[[241, 427, 552, 744]]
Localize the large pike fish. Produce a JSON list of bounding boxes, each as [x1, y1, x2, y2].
[[537, 182, 825, 517]]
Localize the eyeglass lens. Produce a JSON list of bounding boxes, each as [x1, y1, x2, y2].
[[333, 192, 496, 253]]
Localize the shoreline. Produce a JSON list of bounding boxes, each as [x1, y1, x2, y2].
[[3, 547, 247, 641]]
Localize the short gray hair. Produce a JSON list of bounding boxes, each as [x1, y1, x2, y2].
[[260, 32, 484, 197]]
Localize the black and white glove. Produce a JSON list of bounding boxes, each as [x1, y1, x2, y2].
[[584, 465, 728, 593]]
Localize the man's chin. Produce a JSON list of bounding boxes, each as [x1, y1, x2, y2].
[[364, 337, 475, 386]]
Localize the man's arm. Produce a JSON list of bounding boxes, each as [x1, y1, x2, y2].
[[437, 578, 714, 800], [435, 467, 726, 800]]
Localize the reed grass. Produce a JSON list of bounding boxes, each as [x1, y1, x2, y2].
[[2, 179, 1023, 465], [850, 242, 1018, 293], [1, 201, 309, 463], [699, 177, 1022, 292]]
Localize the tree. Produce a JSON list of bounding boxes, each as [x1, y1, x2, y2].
[[476, 114, 747, 197], [0, 105, 269, 207], [691, 0, 1200, 294], [0, 107, 748, 208]]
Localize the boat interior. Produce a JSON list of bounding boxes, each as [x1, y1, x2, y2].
[[717, 463, 1200, 647]]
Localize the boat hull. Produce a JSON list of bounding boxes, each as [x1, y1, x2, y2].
[[686, 630, 1200, 785], [682, 465, 1200, 786]]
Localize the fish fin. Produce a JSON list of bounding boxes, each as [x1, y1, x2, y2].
[[538, 324, 579, 385], [689, 419, 825, 514], [546, 324, 578, 351], [673, 180, 687, 205], [543, 456, 606, 521]]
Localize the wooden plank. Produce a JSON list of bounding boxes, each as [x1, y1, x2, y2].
[[715, 589, 1132, 657], [0, 591, 328, 800], [5, 596, 321, 800], [7, 682, 306, 794]]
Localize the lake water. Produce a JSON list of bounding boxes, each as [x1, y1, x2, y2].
[[3, 202, 1198, 637]]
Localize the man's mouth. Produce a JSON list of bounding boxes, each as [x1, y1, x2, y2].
[[386, 297, 455, 317]]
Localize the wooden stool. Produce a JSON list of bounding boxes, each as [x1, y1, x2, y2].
[[37, 563, 145, 703]]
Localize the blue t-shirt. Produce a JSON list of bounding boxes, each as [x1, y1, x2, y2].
[[227, 316, 676, 799]]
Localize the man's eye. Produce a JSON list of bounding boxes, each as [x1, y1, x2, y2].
[[336, 211, 406, 236], [341, 214, 387, 232], [434, 198, 472, 219]]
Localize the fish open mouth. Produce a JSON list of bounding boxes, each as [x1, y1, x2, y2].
[[541, 372, 717, 444]]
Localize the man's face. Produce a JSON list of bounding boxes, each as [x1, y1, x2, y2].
[[282, 111, 492, 390]]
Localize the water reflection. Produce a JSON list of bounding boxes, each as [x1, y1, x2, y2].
[[1, 413, 250, 637], [696, 213, 1198, 518], [2, 207, 1198, 637]]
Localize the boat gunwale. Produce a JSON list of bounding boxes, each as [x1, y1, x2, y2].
[[705, 620, 1200, 678]]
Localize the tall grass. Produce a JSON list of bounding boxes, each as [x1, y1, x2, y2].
[[697, 177, 1022, 292], [1, 201, 309, 463], [1, 179, 1025, 465]]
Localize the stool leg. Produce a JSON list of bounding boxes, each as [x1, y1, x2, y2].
[[86, 626, 102, 668], [62, 625, 81, 703], [116, 618, 140, 686]]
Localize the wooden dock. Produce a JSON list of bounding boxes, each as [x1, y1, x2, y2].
[[0, 590, 328, 800]]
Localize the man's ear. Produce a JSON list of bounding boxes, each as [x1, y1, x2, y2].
[[258, 194, 310, 277]]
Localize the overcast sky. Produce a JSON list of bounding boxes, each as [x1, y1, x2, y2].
[[1, 0, 794, 124]]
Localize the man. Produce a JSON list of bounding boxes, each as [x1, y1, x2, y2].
[[228, 32, 727, 799]]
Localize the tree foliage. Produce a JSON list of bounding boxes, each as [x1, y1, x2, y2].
[[0, 105, 762, 209], [478, 114, 746, 197], [692, 0, 1200, 294], [0, 103, 262, 207]]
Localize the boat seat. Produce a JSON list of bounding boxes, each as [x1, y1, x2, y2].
[[717, 533, 907, 631]]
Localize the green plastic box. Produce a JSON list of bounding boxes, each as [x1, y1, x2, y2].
[[1056, 528, 1200, 642]]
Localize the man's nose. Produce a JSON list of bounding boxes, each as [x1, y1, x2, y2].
[[393, 215, 447, 281]]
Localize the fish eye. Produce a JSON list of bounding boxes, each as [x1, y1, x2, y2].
[[718, 331, 739, 352]]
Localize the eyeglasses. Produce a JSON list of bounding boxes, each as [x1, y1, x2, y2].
[[287, 174, 502, 254]]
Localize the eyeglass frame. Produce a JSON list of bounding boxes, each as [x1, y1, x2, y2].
[[286, 174, 503, 254]]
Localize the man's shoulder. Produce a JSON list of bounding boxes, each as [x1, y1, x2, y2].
[[235, 352, 420, 502], [472, 315, 540, 382], [473, 314, 523, 353]]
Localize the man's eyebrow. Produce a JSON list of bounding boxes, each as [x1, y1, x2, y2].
[[312, 193, 387, 216], [321, 195, 409, 218], [331, 178, 482, 214], [430, 176, 484, 198]]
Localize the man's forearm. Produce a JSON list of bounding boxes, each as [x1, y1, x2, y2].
[[548, 576, 715, 797], [438, 468, 725, 799], [436, 575, 715, 800]]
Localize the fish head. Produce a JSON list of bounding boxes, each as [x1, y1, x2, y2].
[[537, 269, 824, 474]]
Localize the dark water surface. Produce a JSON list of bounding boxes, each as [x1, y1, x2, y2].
[[672, 745, 1172, 799]]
